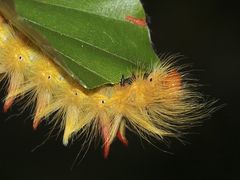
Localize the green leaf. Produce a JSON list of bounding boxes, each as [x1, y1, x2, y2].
[[2, 0, 159, 89]]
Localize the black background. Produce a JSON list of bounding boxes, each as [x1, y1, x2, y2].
[[0, 0, 239, 179]]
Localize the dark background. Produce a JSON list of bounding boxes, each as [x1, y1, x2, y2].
[[0, 0, 239, 179]]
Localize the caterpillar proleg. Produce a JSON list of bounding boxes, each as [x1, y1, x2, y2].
[[0, 11, 216, 158]]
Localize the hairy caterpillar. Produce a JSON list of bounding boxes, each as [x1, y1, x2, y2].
[[0, 12, 216, 158]]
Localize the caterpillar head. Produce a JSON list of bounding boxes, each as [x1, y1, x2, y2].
[[146, 67, 182, 95]]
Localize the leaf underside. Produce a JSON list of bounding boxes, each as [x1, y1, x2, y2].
[[5, 0, 159, 89]]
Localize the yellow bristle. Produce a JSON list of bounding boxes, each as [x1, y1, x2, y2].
[[117, 120, 128, 145], [0, 21, 14, 48]]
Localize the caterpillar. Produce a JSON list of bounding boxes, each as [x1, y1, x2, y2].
[[0, 12, 216, 158]]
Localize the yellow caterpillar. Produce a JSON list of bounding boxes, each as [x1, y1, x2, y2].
[[0, 14, 215, 158]]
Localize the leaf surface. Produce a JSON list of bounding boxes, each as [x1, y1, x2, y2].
[[12, 0, 159, 88]]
